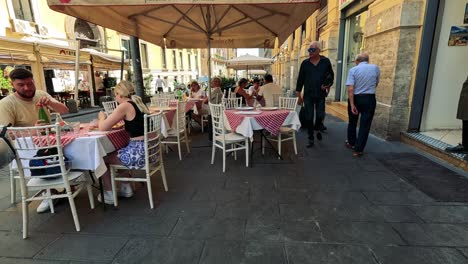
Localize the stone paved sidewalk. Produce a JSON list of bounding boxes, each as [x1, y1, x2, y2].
[[1, 116, 468, 263]]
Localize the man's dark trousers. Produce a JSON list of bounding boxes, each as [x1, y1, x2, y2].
[[347, 94, 376, 152], [304, 97, 325, 140]]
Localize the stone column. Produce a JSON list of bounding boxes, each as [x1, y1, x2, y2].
[[364, 0, 425, 139]]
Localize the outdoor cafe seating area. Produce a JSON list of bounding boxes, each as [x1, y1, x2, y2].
[[4, 91, 301, 238]]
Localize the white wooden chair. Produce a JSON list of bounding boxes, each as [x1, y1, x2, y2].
[[4, 124, 95, 239], [102, 101, 118, 116], [109, 112, 167, 209], [151, 97, 172, 108], [264, 97, 298, 157], [272, 93, 282, 107], [222, 97, 243, 109], [161, 101, 190, 160], [209, 103, 249, 172]]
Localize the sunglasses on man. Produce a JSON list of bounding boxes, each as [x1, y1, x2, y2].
[[308, 47, 318, 53]]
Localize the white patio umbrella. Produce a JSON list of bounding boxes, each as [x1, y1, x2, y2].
[[47, 0, 320, 94], [227, 54, 273, 78]]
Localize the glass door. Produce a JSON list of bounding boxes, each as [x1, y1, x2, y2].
[[340, 11, 368, 101]]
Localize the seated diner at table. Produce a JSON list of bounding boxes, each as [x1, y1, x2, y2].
[[189, 80, 206, 126], [96, 80, 151, 204], [234, 78, 258, 107]]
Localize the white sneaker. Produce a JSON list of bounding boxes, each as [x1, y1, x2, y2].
[[97, 191, 115, 205], [36, 196, 58, 213], [118, 183, 134, 198]]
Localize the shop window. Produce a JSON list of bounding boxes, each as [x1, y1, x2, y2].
[[12, 0, 34, 22], [121, 39, 131, 59], [140, 43, 148, 69]]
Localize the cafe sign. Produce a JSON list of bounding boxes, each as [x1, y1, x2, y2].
[[340, 0, 354, 10]]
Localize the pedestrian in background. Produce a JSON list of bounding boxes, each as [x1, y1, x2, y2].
[[446, 75, 468, 156], [345, 52, 380, 157], [296, 41, 334, 147]]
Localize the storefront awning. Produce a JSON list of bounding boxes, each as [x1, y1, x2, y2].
[[81, 48, 129, 71], [0, 37, 36, 65], [35, 43, 91, 71]]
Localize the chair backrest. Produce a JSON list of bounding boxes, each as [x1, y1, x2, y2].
[[209, 103, 227, 142], [272, 93, 281, 107], [5, 124, 72, 195], [151, 97, 171, 108], [279, 97, 298, 110], [143, 112, 163, 173], [102, 101, 118, 116], [222, 97, 242, 109], [175, 101, 187, 132]]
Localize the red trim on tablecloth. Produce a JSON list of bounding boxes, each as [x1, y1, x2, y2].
[[224, 109, 290, 136], [106, 129, 130, 149], [224, 110, 246, 132], [32, 134, 76, 147]]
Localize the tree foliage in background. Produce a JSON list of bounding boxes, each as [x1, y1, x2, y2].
[[221, 77, 236, 91], [143, 74, 153, 96], [0, 69, 13, 92]]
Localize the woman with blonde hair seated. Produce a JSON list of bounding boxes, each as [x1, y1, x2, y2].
[[96, 80, 150, 204]]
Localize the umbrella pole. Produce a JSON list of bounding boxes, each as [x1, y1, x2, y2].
[[207, 37, 212, 98]]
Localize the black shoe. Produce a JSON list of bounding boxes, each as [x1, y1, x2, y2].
[[317, 132, 322, 141], [446, 144, 468, 153], [306, 140, 314, 148]]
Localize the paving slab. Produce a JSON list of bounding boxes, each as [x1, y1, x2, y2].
[[112, 237, 204, 264], [171, 216, 245, 240], [285, 242, 376, 264], [199, 240, 285, 264], [320, 222, 405, 245], [409, 205, 468, 223], [0, 231, 59, 258], [392, 223, 468, 246], [34, 234, 128, 262], [372, 246, 468, 264]]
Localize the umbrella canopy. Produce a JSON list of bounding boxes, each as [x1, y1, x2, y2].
[[47, 0, 320, 49], [227, 54, 273, 70]]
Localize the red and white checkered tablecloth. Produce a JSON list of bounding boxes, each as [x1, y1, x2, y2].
[[224, 110, 246, 132], [32, 134, 76, 147], [164, 109, 177, 127], [105, 129, 130, 149], [224, 109, 291, 136]]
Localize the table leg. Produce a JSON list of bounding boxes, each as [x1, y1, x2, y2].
[[261, 130, 283, 160], [98, 177, 106, 211]]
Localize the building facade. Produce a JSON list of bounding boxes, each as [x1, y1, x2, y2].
[[273, 0, 467, 154]]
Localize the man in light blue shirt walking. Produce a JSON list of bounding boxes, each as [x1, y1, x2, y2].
[[345, 52, 380, 157]]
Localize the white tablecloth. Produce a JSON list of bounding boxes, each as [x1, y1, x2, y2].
[[224, 110, 301, 138], [13, 133, 118, 178]]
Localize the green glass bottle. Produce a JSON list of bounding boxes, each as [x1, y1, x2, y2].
[[37, 104, 50, 124]]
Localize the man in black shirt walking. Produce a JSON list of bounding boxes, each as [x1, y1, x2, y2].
[[296, 41, 334, 147]]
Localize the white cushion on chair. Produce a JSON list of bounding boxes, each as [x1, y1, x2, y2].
[[215, 133, 246, 143], [166, 128, 186, 136], [27, 171, 84, 188], [279, 126, 294, 133]]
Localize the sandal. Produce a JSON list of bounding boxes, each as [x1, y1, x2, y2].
[[345, 140, 354, 149]]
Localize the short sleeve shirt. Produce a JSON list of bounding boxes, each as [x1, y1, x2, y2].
[[0, 90, 54, 127], [345, 62, 380, 94], [259, 83, 282, 107]]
